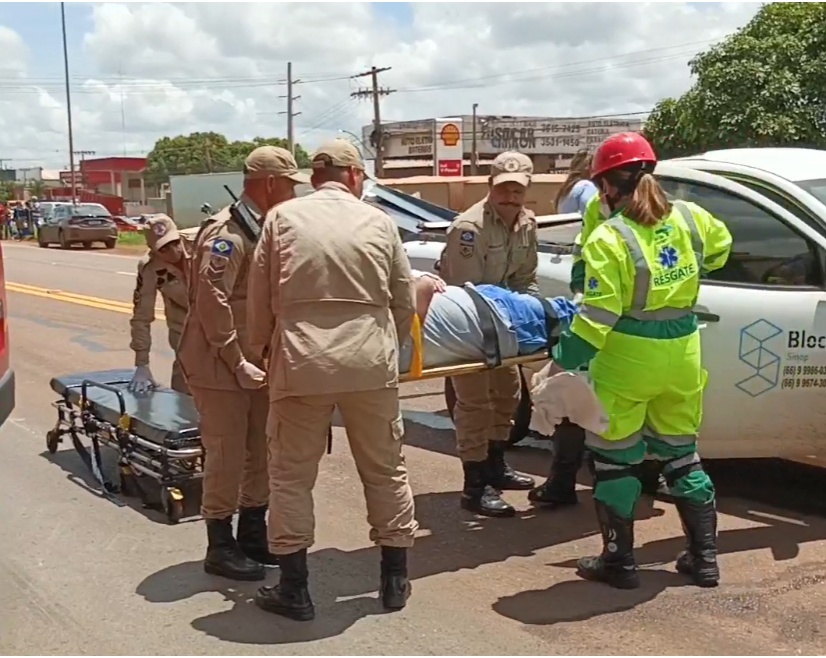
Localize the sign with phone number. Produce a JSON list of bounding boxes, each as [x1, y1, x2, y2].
[[780, 364, 826, 389]]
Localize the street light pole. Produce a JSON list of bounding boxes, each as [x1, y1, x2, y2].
[[471, 103, 479, 176], [61, 2, 77, 203]]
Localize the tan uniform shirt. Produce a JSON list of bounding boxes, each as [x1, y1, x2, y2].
[[248, 181, 415, 401], [177, 204, 262, 391], [439, 197, 539, 295], [129, 227, 198, 367]]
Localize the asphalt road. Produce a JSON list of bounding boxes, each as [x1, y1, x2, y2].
[[2, 240, 826, 655]]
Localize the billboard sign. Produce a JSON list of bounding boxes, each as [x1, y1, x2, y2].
[[476, 116, 644, 155], [362, 115, 644, 161], [434, 117, 463, 177], [361, 120, 433, 160]]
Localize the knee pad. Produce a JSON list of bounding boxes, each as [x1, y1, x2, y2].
[[590, 450, 639, 486], [661, 451, 703, 489]]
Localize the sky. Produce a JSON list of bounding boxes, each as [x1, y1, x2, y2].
[[0, 1, 764, 170]]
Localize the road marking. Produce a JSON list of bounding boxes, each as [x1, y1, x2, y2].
[[7, 282, 166, 319], [116, 271, 136, 276]]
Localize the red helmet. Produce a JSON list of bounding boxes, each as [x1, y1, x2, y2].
[[590, 132, 657, 179]]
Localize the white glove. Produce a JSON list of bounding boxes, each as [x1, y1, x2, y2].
[[128, 365, 158, 394], [235, 359, 267, 390]]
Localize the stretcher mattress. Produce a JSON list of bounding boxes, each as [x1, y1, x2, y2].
[[50, 369, 200, 447]]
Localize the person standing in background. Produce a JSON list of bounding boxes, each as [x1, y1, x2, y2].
[[553, 150, 599, 215]]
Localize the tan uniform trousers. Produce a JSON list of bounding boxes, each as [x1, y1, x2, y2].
[[267, 388, 418, 555], [170, 360, 189, 394], [190, 386, 270, 519], [168, 329, 189, 395], [451, 365, 521, 462]]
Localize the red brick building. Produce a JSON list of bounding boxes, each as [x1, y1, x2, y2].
[[60, 156, 158, 204]]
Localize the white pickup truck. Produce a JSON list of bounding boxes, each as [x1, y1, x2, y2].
[[371, 148, 826, 462]]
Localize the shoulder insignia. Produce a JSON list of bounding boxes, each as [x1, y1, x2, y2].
[[211, 239, 234, 258], [460, 230, 475, 244]]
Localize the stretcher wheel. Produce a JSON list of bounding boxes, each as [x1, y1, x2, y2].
[[118, 466, 140, 498], [162, 487, 184, 524], [46, 429, 60, 454]]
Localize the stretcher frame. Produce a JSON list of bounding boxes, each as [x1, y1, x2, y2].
[[47, 374, 203, 524], [400, 353, 550, 382]]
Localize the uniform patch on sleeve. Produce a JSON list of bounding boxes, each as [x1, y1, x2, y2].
[[207, 254, 229, 277], [458, 229, 475, 258], [586, 276, 601, 297], [211, 239, 233, 258]]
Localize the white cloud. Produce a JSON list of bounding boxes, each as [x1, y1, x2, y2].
[[0, 1, 762, 169]]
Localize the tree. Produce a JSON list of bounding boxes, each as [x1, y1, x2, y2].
[[643, 2, 826, 158], [26, 179, 45, 198], [145, 132, 311, 184]]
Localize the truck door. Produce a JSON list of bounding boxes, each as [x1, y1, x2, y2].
[[658, 173, 826, 460]]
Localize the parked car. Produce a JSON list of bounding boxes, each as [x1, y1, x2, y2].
[[394, 148, 826, 463], [111, 215, 143, 232], [38, 202, 119, 249]]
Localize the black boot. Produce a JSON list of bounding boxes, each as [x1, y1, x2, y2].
[[237, 506, 279, 566], [486, 441, 535, 490], [460, 461, 515, 518], [528, 421, 583, 508], [380, 546, 411, 610], [674, 498, 720, 588], [204, 517, 266, 581], [576, 499, 639, 589], [255, 549, 315, 621]]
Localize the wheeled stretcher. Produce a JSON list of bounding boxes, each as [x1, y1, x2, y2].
[[45, 354, 551, 524], [47, 369, 203, 524]]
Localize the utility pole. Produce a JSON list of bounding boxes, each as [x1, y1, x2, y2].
[[73, 150, 95, 187], [60, 2, 77, 203], [279, 62, 301, 155], [471, 103, 479, 176], [351, 66, 395, 178]]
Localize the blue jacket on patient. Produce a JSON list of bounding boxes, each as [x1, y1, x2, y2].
[[474, 285, 579, 355]]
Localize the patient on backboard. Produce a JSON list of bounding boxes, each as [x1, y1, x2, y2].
[[398, 271, 578, 374]]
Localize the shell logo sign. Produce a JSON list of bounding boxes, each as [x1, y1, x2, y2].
[[435, 117, 463, 177], [440, 123, 461, 147]]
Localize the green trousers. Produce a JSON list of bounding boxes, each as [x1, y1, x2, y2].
[[588, 437, 715, 519]]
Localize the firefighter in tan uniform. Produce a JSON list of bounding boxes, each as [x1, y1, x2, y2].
[[177, 146, 309, 582], [439, 151, 539, 518], [128, 214, 197, 395], [247, 139, 418, 622]]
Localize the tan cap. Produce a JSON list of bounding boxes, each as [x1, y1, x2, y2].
[[145, 214, 180, 251], [311, 139, 365, 170], [244, 146, 310, 183], [490, 151, 533, 187]]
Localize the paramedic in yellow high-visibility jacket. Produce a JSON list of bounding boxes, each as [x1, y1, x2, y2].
[[551, 132, 732, 591]]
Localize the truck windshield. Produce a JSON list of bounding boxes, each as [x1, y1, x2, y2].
[[797, 178, 826, 207]]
